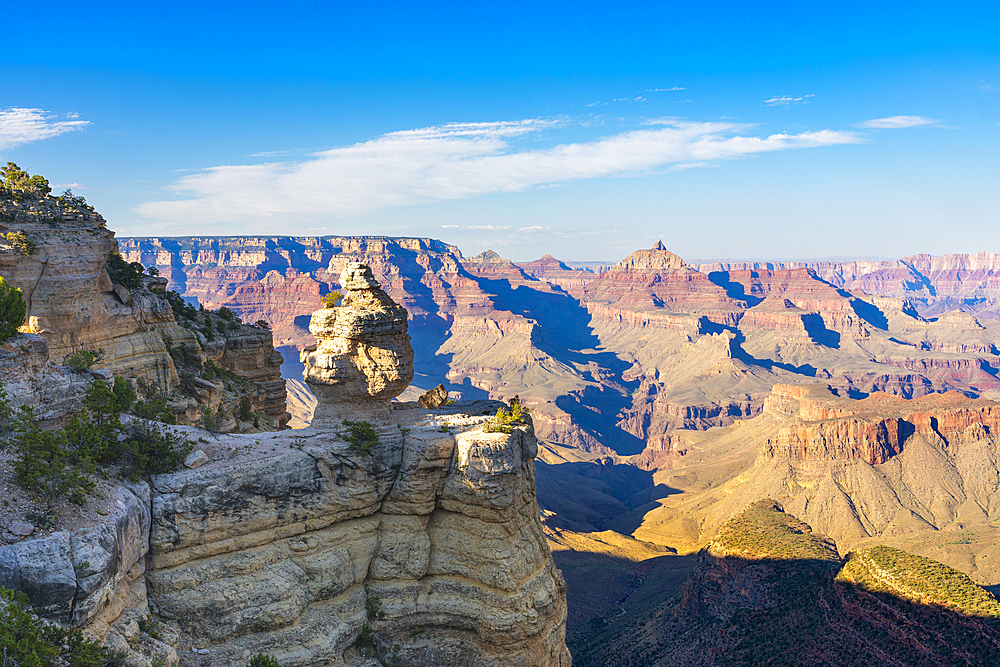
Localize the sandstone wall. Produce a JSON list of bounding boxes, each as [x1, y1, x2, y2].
[[145, 408, 570, 667]]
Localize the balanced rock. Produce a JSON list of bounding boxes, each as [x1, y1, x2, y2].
[[419, 383, 449, 409], [301, 263, 414, 421]]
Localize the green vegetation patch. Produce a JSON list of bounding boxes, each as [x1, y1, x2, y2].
[[1, 377, 193, 513], [483, 395, 528, 434], [0, 587, 119, 666], [341, 419, 378, 455], [0, 276, 26, 343], [2, 230, 36, 255], [839, 545, 1000, 618], [713, 499, 841, 563]]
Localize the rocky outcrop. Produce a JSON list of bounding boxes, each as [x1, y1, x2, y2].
[[2, 277, 571, 667], [760, 383, 1000, 465], [576, 241, 744, 328], [1, 196, 288, 427], [0, 333, 95, 420], [301, 263, 414, 421], [145, 403, 569, 667], [143, 282, 568, 666], [0, 483, 173, 664]]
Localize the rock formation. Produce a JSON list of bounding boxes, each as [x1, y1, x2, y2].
[[0, 333, 96, 420], [0, 267, 571, 667], [301, 262, 414, 421], [0, 193, 288, 428], [587, 502, 1000, 667], [121, 236, 1000, 466]]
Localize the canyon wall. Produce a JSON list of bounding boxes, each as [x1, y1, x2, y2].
[[121, 236, 1000, 463], [1, 195, 288, 427]]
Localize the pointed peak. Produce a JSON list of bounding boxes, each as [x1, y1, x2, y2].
[[653, 240, 666, 251]]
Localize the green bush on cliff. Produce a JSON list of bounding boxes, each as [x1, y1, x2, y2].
[[0, 587, 119, 667], [483, 395, 527, 434], [0, 162, 51, 198], [2, 377, 193, 507], [322, 290, 342, 308], [247, 654, 282, 667], [2, 230, 37, 255], [0, 275, 27, 343], [105, 252, 146, 290], [64, 347, 104, 372], [11, 407, 96, 509], [341, 419, 378, 455]]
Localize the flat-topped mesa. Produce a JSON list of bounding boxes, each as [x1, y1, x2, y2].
[[301, 262, 414, 421]]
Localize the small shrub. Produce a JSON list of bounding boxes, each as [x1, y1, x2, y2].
[[358, 622, 376, 649], [0, 276, 26, 343], [239, 396, 254, 421], [200, 404, 224, 434], [59, 188, 94, 212], [0, 587, 114, 667], [247, 655, 282, 667], [105, 252, 146, 290], [341, 419, 378, 455], [2, 230, 36, 255], [218, 306, 236, 321], [254, 319, 271, 331], [366, 595, 386, 620], [64, 348, 104, 372], [322, 291, 342, 308], [12, 409, 96, 509], [483, 395, 527, 434], [1, 162, 51, 197]]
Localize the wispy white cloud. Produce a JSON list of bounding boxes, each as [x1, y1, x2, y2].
[[519, 225, 548, 231], [0, 107, 89, 151], [980, 83, 999, 92], [440, 224, 511, 231], [856, 115, 937, 129], [646, 87, 685, 92], [136, 119, 862, 227], [764, 94, 815, 106]]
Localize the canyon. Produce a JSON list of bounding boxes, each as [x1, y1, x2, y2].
[[10, 207, 1000, 665], [121, 237, 1000, 459]]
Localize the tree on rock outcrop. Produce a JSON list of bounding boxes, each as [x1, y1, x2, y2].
[[0, 162, 51, 197], [0, 276, 26, 343]]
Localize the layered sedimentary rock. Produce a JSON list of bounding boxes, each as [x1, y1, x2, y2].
[[0, 208, 185, 390], [514, 255, 596, 290], [695, 251, 1000, 320], [632, 381, 1000, 561], [1, 197, 288, 426], [0, 333, 95, 420], [301, 263, 414, 420], [145, 285, 569, 666], [0, 483, 173, 664], [3, 279, 571, 666], [121, 236, 1000, 467]]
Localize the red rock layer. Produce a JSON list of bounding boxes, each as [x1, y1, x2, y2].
[[514, 255, 597, 290], [760, 384, 1000, 465], [576, 242, 745, 327]]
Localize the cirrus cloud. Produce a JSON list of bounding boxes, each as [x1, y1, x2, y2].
[[0, 107, 90, 151], [136, 119, 862, 228], [857, 115, 936, 129]]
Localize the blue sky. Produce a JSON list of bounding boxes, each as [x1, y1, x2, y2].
[[2, 1, 999, 262]]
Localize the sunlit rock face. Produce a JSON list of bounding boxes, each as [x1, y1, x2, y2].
[[301, 262, 414, 421]]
